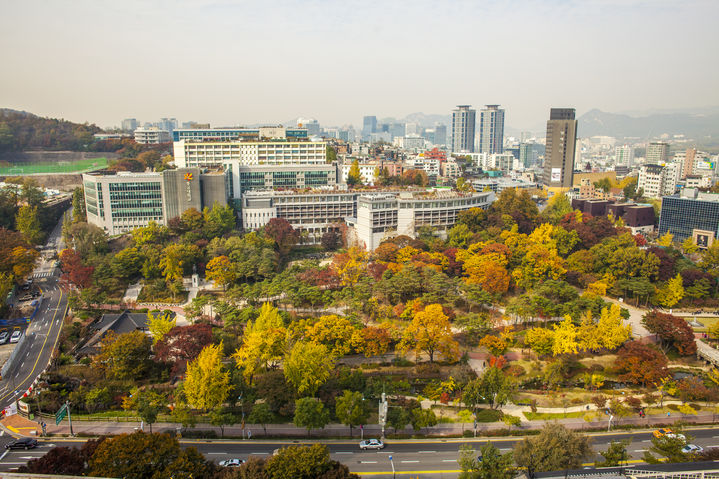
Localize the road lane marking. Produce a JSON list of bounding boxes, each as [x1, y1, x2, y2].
[[442, 459, 457, 462], [401, 460, 419, 463], [250, 452, 268, 455], [336, 452, 353, 454], [360, 461, 377, 464], [207, 453, 226, 455], [418, 450, 435, 453], [0, 289, 66, 404]]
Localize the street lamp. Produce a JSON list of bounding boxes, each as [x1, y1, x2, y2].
[[388, 455, 395, 479]]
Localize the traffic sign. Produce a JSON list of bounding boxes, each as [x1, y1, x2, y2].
[[55, 403, 67, 425]]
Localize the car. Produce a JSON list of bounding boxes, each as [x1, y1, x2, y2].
[[5, 438, 38, 450], [9, 331, 22, 343], [682, 444, 703, 454], [0, 331, 8, 344], [654, 428, 686, 441], [218, 459, 245, 467], [359, 439, 385, 450]]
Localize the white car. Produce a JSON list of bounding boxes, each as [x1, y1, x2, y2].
[[219, 458, 244, 467], [682, 444, 703, 454], [666, 433, 686, 442], [9, 331, 22, 343], [359, 439, 385, 450]]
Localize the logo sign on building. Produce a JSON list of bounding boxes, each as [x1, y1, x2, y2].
[[184, 173, 194, 181], [551, 168, 562, 183]]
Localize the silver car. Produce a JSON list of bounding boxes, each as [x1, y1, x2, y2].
[[359, 439, 385, 450]]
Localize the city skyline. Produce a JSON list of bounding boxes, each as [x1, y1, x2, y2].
[[1, 0, 718, 131]]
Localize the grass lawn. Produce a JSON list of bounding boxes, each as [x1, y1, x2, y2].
[[686, 316, 719, 332], [524, 410, 587, 420]]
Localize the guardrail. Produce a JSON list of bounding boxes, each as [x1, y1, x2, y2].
[[1, 332, 30, 378]]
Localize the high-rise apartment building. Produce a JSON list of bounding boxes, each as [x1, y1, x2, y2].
[[362, 116, 377, 141], [434, 124, 447, 146], [615, 145, 634, 167], [451, 105, 476, 153], [479, 105, 505, 154], [542, 108, 578, 189], [646, 142, 669, 164], [121, 118, 138, 132]]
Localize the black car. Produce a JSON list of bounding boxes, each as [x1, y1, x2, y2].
[[5, 438, 38, 450]]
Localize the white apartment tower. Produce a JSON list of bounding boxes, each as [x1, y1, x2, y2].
[[451, 105, 476, 153], [479, 105, 505, 154]]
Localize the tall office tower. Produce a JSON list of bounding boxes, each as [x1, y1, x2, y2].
[[362, 116, 377, 141], [479, 105, 505, 154], [297, 117, 320, 136], [434, 124, 447, 146], [683, 147, 697, 178], [542, 108, 578, 188], [121, 118, 138, 132], [158, 118, 178, 133], [646, 142, 670, 164], [615, 145, 634, 167], [405, 122, 421, 136], [451, 105, 476, 153]]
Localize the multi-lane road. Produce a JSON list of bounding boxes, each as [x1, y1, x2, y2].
[[2, 427, 719, 477], [0, 213, 68, 412]]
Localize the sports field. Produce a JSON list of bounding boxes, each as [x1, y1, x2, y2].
[[0, 157, 108, 175]]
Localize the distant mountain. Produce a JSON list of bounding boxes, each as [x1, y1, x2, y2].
[[577, 108, 719, 140]]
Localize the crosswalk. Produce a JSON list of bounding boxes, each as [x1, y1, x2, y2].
[[32, 272, 53, 278]]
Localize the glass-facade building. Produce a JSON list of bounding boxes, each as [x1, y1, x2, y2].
[[659, 189, 719, 246]]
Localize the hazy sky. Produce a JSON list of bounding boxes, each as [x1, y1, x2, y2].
[[1, 0, 718, 130]]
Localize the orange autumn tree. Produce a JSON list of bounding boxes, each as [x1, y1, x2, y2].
[[399, 304, 459, 363]]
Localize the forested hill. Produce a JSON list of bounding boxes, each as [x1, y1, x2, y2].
[[0, 108, 102, 152]]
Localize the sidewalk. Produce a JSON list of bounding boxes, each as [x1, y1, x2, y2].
[[23, 409, 719, 440]]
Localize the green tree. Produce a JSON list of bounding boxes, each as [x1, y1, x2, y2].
[[335, 390, 370, 437], [464, 367, 516, 410], [265, 444, 357, 479], [96, 331, 152, 380], [71, 187, 86, 223], [283, 342, 334, 397], [16, 205, 43, 244], [459, 442, 515, 479], [596, 440, 630, 467], [248, 402, 274, 436], [411, 407, 438, 434], [643, 431, 692, 463], [514, 423, 593, 473], [293, 397, 330, 437], [183, 342, 230, 411], [209, 407, 236, 438], [87, 432, 213, 479], [203, 202, 235, 237]]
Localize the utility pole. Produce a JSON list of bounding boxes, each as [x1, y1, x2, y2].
[[66, 400, 74, 436]]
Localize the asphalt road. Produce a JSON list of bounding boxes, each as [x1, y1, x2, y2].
[[2, 427, 719, 477], [0, 212, 68, 412]]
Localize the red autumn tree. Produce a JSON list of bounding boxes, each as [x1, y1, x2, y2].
[[154, 324, 214, 375], [614, 341, 669, 387], [59, 248, 94, 288], [641, 310, 697, 356], [263, 218, 300, 255]]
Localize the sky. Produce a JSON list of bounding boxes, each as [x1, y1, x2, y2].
[[1, 0, 718, 131]]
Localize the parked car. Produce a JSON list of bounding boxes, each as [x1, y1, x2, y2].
[[219, 459, 245, 467], [9, 330, 22, 343], [682, 444, 703, 454], [0, 331, 8, 344], [359, 439, 385, 450], [5, 438, 38, 450]]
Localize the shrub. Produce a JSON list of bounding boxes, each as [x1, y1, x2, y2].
[[507, 365, 526, 377]]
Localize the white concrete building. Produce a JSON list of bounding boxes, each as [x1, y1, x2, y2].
[[352, 190, 495, 250], [615, 145, 634, 167], [340, 161, 379, 186], [134, 127, 171, 144], [174, 139, 327, 169], [637, 163, 679, 198]]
